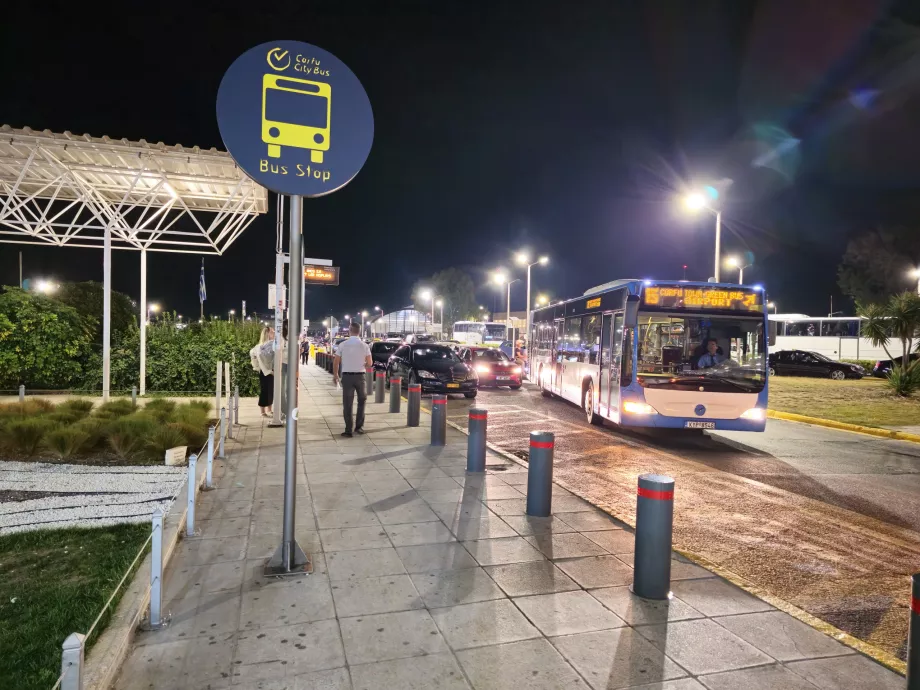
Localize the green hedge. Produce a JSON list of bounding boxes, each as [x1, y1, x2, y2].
[[841, 359, 877, 372]]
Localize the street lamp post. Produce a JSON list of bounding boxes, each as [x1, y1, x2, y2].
[[435, 299, 443, 332], [683, 188, 726, 281], [726, 257, 753, 284], [492, 271, 520, 339], [767, 301, 777, 315], [911, 268, 920, 295], [515, 253, 549, 347], [229, 309, 235, 321]]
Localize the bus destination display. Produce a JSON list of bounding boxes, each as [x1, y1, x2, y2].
[[304, 264, 340, 285], [642, 285, 761, 311]]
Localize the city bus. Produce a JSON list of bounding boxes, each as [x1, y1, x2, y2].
[[452, 321, 507, 346], [529, 279, 768, 431]]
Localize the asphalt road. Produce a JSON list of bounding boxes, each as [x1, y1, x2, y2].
[[425, 382, 920, 662]]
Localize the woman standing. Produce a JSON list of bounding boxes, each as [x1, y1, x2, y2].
[[250, 326, 275, 417]]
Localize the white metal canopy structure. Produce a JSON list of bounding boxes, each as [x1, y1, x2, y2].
[[0, 125, 269, 398]]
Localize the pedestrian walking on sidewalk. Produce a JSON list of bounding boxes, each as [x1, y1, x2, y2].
[[333, 322, 373, 437], [301, 338, 309, 365]]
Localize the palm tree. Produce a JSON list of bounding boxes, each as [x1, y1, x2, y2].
[[860, 291, 920, 373]]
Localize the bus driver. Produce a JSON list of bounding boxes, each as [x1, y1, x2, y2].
[[697, 338, 727, 369]]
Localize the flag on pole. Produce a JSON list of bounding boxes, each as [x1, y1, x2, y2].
[[199, 259, 207, 304]]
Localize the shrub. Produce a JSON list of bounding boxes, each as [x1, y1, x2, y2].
[[0, 400, 57, 418], [840, 359, 876, 372], [167, 422, 208, 449], [107, 417, 156, 459], [172, 403, 209, 428], [45, 428, 91, 460], [885, 365, 920, 397], [45, 410, 86, 425], [1, 418, 61, 456], [144, 426, 188, 461], [57, 399, 95, 416], [72, 417, 109, 451], [142, 398, 177, 423], [95, 399, 136, 419]]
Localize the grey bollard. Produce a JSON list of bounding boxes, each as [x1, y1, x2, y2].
[[18, 384, 24, 403], [60, 632, 85, 690], [234, 385, 240, 425], [375, 371, 385, 403], [430, 395, 447, 446], [631, 473, 675, 600], [227, 397, 234, 440], [365, 368, 374, 399], [204, 426, 215, 489], [327, 354, 334, 374], [466, 409, 488, 472], [909, 573, 920, 689], [389, 377, 402, 413], [131, 386, 137, 407], [219, 407, 226, 459], [317, 352, 324, 369], [186, 454, 198, 536], [526, 431, 554, 517], [407, 383, 421, 427]]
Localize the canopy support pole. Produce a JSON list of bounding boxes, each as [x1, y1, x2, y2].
[[102, 225, 112, 402], [140, 248, 147, 396]]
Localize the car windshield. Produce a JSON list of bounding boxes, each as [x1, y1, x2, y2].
[[374, 343, 398, 354], [484, 324, 506, 341], [808, 352, 832, 363], [636, 312, 766, 390], [413, 346, 462, 362], [474, 350, 509, 362]]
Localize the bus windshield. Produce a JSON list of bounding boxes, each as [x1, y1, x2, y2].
[[636, 312, 766, 391], [484, 324, 506, 342]]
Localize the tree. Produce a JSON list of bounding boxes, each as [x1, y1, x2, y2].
[[838, 227, 920, 305], [55, 281, 137, 344], [859, 291, 920, 396], [0, 287, 95, 389], [411, 268, 479, 329]]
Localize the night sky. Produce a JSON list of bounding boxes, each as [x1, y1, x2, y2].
[[2, 0, 920, 321]]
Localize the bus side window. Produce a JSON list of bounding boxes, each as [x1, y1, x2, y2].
[[621, 327, 634, 386]]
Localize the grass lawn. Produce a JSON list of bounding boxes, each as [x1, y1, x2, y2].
[[769, 375, 920, 428], [0, 523, 149, 690]]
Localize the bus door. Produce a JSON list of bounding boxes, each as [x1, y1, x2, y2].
[[609, 313, 624, 418], [599, 313, 612, 417], [552, 319, 564, 394]]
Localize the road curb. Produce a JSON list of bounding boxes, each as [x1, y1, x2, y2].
[[442, 414, 908, 677], [768, 409, 920, 444]]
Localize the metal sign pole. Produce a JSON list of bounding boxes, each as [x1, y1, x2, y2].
[[269, 194, 285, 428], [265, 194, 309, 576]]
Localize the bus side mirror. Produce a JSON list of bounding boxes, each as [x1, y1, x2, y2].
[[625, 295, 639, 327]]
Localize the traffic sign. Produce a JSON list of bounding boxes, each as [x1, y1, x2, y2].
[[217, 40, 374, 197]]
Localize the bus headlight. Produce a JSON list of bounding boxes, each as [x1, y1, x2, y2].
[[623, 401, 658, 415], [740, 407, 765, 421]]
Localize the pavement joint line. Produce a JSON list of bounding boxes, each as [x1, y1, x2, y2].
[[441, 414, 910, 678], [768, 409, 920, 444]]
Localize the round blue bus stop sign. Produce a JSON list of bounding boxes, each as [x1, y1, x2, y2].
[[217, 40, 374, 197]]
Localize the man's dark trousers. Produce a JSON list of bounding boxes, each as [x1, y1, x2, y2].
[[342, 373, 366, 432]]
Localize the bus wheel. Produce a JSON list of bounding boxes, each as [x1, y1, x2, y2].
[[584, 381, 602, 426]]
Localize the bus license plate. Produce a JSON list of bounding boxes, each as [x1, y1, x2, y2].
[[447, 383, 460, 389], [685, 421, 715, 429]]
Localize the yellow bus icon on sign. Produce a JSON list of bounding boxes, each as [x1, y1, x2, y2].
[[262, 74, 331, 163]]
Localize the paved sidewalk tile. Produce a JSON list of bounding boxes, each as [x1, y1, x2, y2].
[[350, 653, 470, 690], [485, 561, 580, 597], [396, 542, 479, 573], [699, 664, 823, 690], [714, 611, 855, 662], [233, 619, 345, 683], [669, 578, 774, 617], [463, 536, 546, 566], [457, 638, 586, 689], [785, 655, 905, 689], [431, 599, 541, 650], [513, 591, 625, 636], [589, 586, 704, 626], [410, 568, 506, 608], [331, 573, 423, 616], [326, 546, 407, 580], [339, 609, 448, 665]]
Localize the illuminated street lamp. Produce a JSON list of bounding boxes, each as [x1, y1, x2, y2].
[[515, 252, 549, 347], [767, 301, 777, 314], [726, 256, 752, 284], [492, 270, 520, 336], [36, 279, 59, 294], [682, 185, 725, 281], [911, 268, 920, 295], [148, 303, 160, 323], [536, 294, 549, 306], [419, 289, 435, 327], [228, 309, 236, 321], [435, 299, 443, 327]]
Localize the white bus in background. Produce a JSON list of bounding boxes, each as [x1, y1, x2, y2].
[[769, 314, 906, 361], [452, 321, 507, 346]]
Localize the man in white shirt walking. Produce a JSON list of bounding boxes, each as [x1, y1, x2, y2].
[[333, 323, 373, 437]]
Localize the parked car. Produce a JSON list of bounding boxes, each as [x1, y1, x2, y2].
[[871, 353, 920, 378], [459, 347, 523, 389], [370, 341, 399, 371], [768, 350, 865, 380], [404, 333, 437, 345], [386, 343, 478, 398]]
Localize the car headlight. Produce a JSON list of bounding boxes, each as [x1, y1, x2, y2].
[[740, 407, 765, 421], [622, 400, 658, 415], [511, 366, 522, 374], [475, 364, 490, 374], [416, 370, 437, 379]]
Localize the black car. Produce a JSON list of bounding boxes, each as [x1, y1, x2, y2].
[[386, 343, 478, 398], [768, 350, 865, 380], [871, 352, 920, 378], [370, 341, 399, 371]]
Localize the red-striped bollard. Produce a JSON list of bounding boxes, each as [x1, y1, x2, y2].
[[407, 384, 421, 427], [631, 473, 674, 600], [466, 409, 487, 472], [389, 377, 402, 413], [526, 431, 554, 517], [375, 371, 385, 403], [430, 395, 447, 446], [909, 573, 920, 689]]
